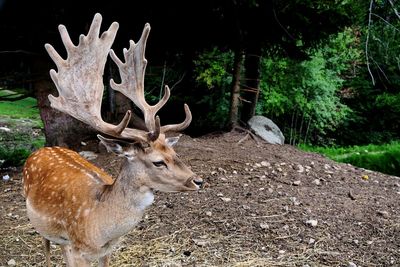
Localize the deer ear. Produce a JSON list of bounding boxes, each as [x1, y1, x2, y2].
[[97, 135, 140, 158], [165, 135, 181, 147], [98, 135, 123, 154]]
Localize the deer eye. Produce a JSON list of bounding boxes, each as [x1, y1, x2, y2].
[[153, 161, 167, 168]]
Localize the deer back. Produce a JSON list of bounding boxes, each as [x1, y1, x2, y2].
[[23, 147, 113, 240]]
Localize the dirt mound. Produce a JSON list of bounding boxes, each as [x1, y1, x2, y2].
[[1, 131, 399, 266]]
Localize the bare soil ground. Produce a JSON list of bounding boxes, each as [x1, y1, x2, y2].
[[1, 131, 399, 267]]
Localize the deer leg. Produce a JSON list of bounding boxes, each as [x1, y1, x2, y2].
[[99, 254, 110, 267], [42, 238, 51, 267], [60, 245, 81, 267]]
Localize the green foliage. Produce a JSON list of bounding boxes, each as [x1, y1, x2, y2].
[[318, 28, 362, 76], [337, 2, 400, 145], [258, 28, 360, 145], [193, 48, 234, 131], [0, 126, 45, 168], [335, 11, 400, 145], [299, 141, 400, 176], [375, 92, 400, 133], [193, 47, 233, 90], [0, 147, 32, 167], [367, 6, 400, 89]]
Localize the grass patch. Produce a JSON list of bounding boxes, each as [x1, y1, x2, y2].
[[299, 141, 400, 177], [0, 89, 42, 124], [0, 89, 45, 167]]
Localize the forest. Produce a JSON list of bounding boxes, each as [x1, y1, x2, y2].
[[1, 0, 400, 175], [1, 1, 400, 267]]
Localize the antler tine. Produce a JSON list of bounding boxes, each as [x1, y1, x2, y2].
[[46, 13, 149, 142], [160, 102, 193, 133], [110, 25, 193, 139], [110, 23, 171, 139]]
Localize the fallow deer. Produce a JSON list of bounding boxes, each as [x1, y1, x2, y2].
[[23, 13, 203, 267]]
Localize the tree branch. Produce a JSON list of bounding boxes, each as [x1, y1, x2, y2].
[[365, 0, 376, 85], [388, 0, 400, 20]]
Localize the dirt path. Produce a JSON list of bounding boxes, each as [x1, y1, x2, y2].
[[1, 131, 399, 266]]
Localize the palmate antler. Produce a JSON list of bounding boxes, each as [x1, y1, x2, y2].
[[45, 13, 192, 142]]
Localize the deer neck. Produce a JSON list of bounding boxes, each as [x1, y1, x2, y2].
[[101, 158, 154, 212], [92, 159, 154, 244]]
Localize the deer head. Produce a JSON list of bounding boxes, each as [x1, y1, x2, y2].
[[44, 12, 201, 190], [97, 134, 201, 192]]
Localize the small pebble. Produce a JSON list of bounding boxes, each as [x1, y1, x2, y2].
[[313, 179, 321, 185], [220, 197, 231, 202], [260, 161, 270, 167], [305, 219, 318, 227], [292, 180, 301, 186], [377, 210, 389, 218]]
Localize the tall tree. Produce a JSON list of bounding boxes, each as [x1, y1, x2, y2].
[[229, 48, 244, 128]]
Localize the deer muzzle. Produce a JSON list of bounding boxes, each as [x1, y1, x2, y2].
[[186, 176, 204, 190]]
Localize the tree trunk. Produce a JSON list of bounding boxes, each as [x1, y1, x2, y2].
[[240, 47, 261, 124], [229, 48, 244, 129]]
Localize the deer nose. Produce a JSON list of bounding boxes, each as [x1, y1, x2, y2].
[[193, 177, 204, 188]]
